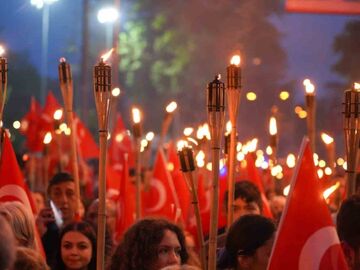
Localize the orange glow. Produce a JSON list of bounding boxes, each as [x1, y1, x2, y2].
[[323, 182, 340, 199], [145, 132, 154, 141], [230, 55, 241, 66], [112, 87, 121, 97], [43, 132, 52, 144], [269, 117, 277, 135], [303, 78, 315, 94], [321, 132, 334, 145], [132, 107, 141, 124], [0, 45, 5, 56], [101, 48, 114, 62], [354, 82, 360, 91], [183, 127, 193, 137], [177, 140, 188, 151], [226, 120, 232, 134], [166, 101, 177, 113], [53, 109, 63, 120]]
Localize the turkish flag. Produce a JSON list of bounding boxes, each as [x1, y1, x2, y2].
[[143, 149, 180, 220], [74, 115, 99, 160], [114, 153, 136, 242], [268, 138, 348, 270], [0, 130, 45, 255], [244, 153, 273, 218]]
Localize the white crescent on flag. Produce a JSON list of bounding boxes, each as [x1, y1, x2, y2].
[[0, 184, 33, 211], [299, 226, 341, 270], [146, 178, 167, 212]]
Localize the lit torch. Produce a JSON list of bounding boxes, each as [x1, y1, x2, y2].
[[58, 58, 81, 217], [0, 45, 7, 126], [42, 131, 52, 188], [269, 115, 278, 164], [207, 74, 225, 270], [321, 132, 335, 173], [132, 106, 142, 220], [343, 82, 360, 197], [304, 79, 316, 152], [226, 55, 241, 227], [159, 101, 178, 147], [177, 141, 206, 270], [93, 49, 113, 270]]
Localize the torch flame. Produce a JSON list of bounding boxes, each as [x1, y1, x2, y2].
[[321, 132, 334, 145], [53, 109, 63, 120], [166, 101, 177, 113], [101, 48, 114, 62], [145, 131, 154, 141], [0, 45, 5, 56], [230, 55, 241, 66], [112, 87, 121, 97], [43, 132, 52, 144], [303, 79, 315, 94], [354, 82, 360, 91], [286, 153, 296, 168], [183, 127, 193, 137], [226, 120, 232, 134], [323, 182, 340, 199], [132, 107, 141, 124], [269, 117, 277, 135], [177, 140, 188, 151]]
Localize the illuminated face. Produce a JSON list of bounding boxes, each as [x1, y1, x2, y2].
[[49, 181, 77, 223], [61, 231, 92, 270], [233, 197, 261, 222], [151, 229, 182, 270]]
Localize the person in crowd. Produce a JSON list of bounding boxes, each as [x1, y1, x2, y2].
[[217, 214, 276, 270], [36, 172, 80, 267], [13, 246, 49, 270], [0, 201, 37, 250], [111, 218, 189, 270], [0, 215, 16, 270], [31, 190, 46, 218], [269, 195, 286, 224], [337, 194, 360, 270], [160, 265, 201, 270], [54, 221, 97, 270]]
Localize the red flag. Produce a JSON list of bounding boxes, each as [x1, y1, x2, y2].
[[20, 97, 43, 152], [74, 115, 99, 160], [285, 0, 360, 15], [143, 149, 180, 220], [114, 153, 136, 242], [268, 138, 348, 270], [167, 142, 191, 224], [0, 131, 44, 255], [244, 154, 273, 218]]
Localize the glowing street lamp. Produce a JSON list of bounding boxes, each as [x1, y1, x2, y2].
[[97, 6, 120, 49]]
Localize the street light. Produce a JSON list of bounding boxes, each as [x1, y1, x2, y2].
[[97, 6, 119, 49], [30, 0, 59, 105]]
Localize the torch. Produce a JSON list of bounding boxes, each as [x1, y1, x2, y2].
[[42, 131, 52, 190], [177, 141, 206, 270], [53, 109, 64, 171], [304, 79, 316, 152], [343, 82, 360, 197], [269, 115, 278, 165], [226, 54, 241, 227], [58, 58, 81, 218], [0, 45, 7, 127], [93, 49, 113, 270], [132, 106, 142, 220], [159, 101, 178, 147], [207, 75, 225, 270], [321, 132, 335, 173]]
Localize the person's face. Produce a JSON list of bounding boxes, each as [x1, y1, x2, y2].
[[250, 235, 274, 270], [31, 192, 45, 215], [233, 197, 261, 222], [151, 229, 182, 270], [49, 181, 77, 222], [61, 231, 92, 270]]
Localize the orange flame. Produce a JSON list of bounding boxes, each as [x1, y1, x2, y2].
[[321, 132, 334, 145], [101, 48, 114, 62], [323, 182, 340, 199], [166, 101, 177, 113], [132, 107, 141, 124], [269, 117, 277, 135], [230, 55, 241, 66]]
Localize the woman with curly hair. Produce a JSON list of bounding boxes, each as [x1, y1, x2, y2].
[[54, 221, 97, 270], [111, 218, 189, 270]]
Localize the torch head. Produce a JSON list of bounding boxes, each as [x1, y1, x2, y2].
[[227, 55, 241, 89], [177, 144, 195, 172], [58, 58, 72, 84], [207, 75, 225, 113], [94, 61, 111, 93], [0, 57, 7, 85]]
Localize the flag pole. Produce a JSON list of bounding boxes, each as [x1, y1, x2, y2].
[[58, 58, 81, 218], [206, 75, 225, 270], [0, 50, 7, 159], [93, 51, 112, 270], [178, 143, 206, 270]]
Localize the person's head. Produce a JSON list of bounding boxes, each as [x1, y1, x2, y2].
[[337, 194, 360, 270], [269, 195, 286, 222], [0, 201, 36, 249], [13, 247, 49, 270], [217, 214, 276, 270], [224, 181, 263, 222], [111, 218, 189, 270], [47, 172, 77, 223], [86, 198, 117, 234], [55, 221, 97, 270], [31, 190, 46, 217], [0, 215, 16, 270]]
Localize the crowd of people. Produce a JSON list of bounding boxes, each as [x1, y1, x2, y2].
[[0, 170, 360, 270]]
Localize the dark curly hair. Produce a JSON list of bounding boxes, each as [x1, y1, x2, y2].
[[111, 218, 189, 270], [54, 221, 97, 270]]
